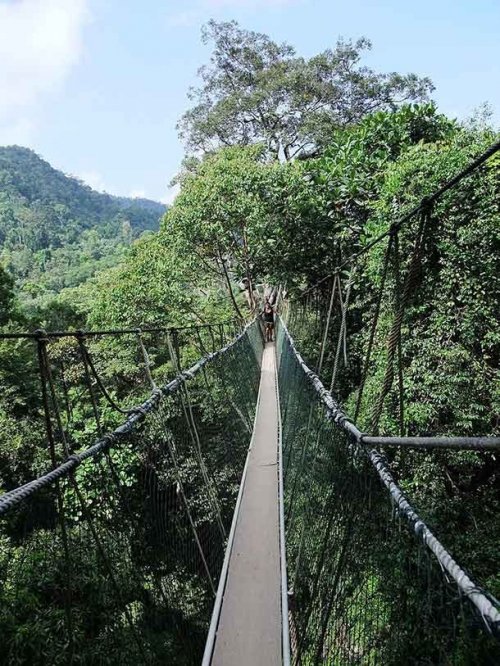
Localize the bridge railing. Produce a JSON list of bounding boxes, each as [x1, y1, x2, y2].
[[0, 319, 242, 488], [277, 136, 500, 663], [276, 317, 500, 665], [0, 320, 262, 664]]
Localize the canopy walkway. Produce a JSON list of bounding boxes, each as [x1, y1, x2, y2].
[[0, 317, 498, 664], [0, 139, 499, 665], [206, 343, 283, 666]]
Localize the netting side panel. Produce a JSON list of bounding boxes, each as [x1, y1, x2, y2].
[[277, 332, 500, 665], [0, 326, 262, 665]]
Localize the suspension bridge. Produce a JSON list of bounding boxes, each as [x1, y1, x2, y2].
[[0, 140, 499, 665]]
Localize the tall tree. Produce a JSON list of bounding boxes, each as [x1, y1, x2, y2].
[[178, 20, 434, 160], [165, 146, 274, 316]]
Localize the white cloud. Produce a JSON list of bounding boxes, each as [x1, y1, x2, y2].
[[129, 188, 147, 199], [161, 184, 180, 206], [76, 170, 108, 192], [0, 0, 90, 143]]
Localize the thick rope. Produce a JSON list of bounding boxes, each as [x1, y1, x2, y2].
[[369, 207, 430, 433], [0, 319, 239, 341], [329, 269, 354, 392], [392, 230, 405, 436]]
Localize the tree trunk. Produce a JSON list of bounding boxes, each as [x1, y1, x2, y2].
[[217, 252, 245, 321], [241, 227, 256, 313]]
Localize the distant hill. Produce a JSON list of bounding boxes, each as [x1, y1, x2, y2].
[[0, 146, 165, 247], [0, 146, 166, 308]]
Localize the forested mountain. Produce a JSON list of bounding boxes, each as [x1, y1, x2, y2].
[[0, 146, 165, 308]]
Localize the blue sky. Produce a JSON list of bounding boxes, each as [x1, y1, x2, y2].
[[0, 0, 499, 203]]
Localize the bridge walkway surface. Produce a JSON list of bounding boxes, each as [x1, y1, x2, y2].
[[206, 341, 286, 665]]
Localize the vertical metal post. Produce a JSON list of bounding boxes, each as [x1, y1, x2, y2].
[[34, 330, 74, 661]]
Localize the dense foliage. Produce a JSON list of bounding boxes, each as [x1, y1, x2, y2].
[[77, 105, 500, 613], [0, 146, 165, 312], [283, 116, 500, 615]]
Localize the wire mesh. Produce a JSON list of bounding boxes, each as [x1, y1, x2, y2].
[[0, 322, 262, 664], [276, 319, 500, 665]]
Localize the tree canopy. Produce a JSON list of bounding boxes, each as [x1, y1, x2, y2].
[[178, 20, 434, 159]]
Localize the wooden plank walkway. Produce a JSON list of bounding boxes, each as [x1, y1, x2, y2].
[[210, 342, 282, 665]]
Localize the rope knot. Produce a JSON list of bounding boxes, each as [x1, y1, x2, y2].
[[413, 520, 425, 538], [101, 433, 116, 449]]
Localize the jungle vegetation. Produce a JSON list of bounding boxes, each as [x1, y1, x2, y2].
[[0, 20, 498, 664]]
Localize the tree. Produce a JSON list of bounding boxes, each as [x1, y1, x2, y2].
[[79, 231, 232, 330], [165, 146, 274, 316], [178, 20, 434, 160], [171, 107, 454, 304]]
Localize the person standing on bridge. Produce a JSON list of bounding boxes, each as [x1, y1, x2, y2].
[[262, 299, 276, 342]]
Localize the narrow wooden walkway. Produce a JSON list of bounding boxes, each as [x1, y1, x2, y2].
[[210, 342, 282, 665]]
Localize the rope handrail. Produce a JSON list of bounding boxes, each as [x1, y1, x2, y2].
[[361, 435, 500, 450], [301, 136, 500, 297], [279, 317, 500, 449], [277, 316, 500, 636], [0, 320, 255, 516]]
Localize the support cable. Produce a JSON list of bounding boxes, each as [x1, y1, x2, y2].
[[329, 270, 354, 392], [167, 331, 226, 540], [369, 206, 430, 433], [353, 234, 393, 422], [35, 330, 74, 661], [136, 328, 157, 390]]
